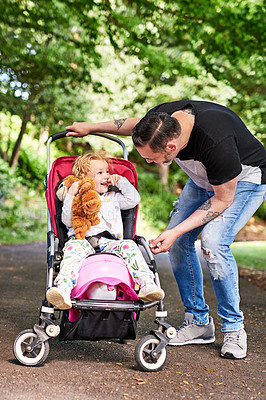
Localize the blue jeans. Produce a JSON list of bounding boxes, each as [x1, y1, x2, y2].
[[167, 178, 266, 332]]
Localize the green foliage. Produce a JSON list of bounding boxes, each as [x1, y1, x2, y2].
[[0, 0, 107, 164], [0, 0, 265, 243], [0, 159, 46, 244], [0, 157, 20, 198], [137, 168, 177, 231], [103, 0, 265, 142], [255, 202, 266, 221], [16, 148, 46, 190], [1, 0, 265, 149]]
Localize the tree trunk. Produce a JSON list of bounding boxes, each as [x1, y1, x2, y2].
[[158, 164, 169, 186], [36, 126, 49, 154], [9, 114, 30, 168]]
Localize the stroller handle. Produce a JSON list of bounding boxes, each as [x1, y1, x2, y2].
[[50, 130, 69, 142], [47, 131, 128, 160], [47, 130, 129, 175]]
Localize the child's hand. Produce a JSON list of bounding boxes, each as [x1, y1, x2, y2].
[[108, 174, 121, 186], [68, 181, 79, 196]]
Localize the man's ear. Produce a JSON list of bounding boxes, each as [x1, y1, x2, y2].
[[165, 141, 177, 153]]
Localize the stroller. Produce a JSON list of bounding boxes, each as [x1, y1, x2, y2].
[[13, 131, 176, 372]]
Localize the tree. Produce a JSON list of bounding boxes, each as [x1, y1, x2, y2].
[[0, 0, 104, 166], [103, 0, 265, 140], [0, 0, 265, 168]]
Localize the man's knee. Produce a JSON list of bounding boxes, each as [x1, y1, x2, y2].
[[200, 223, 222, 261]]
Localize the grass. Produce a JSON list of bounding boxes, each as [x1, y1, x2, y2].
[[231, 241, 266, 270], [0, 227, 46, 245]]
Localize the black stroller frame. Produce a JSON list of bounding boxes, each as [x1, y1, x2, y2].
[[13, 131, 177, 372]]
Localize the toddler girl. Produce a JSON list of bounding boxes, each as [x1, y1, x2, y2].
[[46, 153, 164, 309]]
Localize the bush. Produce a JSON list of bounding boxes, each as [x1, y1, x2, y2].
[[16, 148, 46, 190], [137, 169, 177, 231], [0, 159, 46, 244], [255, 202, 266, 221]]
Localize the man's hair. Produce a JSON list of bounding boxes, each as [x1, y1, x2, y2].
[[132, 112, 181, 152], [72, 153, 109, 178]]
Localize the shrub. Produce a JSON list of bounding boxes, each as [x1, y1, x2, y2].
[[137, 169, 177, 231], [16, 148, 46, 190], [0, 159, 46, 244], [255, 202, 266, 221]]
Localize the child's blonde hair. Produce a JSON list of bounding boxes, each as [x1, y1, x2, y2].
[[72, 153, 109, 178]]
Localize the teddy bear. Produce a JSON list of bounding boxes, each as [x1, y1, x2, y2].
[[56, 175, 101, 240]]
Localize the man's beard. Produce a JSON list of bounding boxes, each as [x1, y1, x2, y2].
[[161, 153, 175, 166]]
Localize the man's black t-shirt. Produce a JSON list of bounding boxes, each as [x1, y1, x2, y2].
[[148, 100, 266, 190]]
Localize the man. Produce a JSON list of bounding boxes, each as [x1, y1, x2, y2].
[[66, 100, 266, 359]]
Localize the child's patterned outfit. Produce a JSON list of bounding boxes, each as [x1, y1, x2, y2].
[[54, 177, 154, 292], [54, 237, 154, 291]]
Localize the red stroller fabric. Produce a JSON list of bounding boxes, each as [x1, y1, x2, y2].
[[45, 156, 139, 237]]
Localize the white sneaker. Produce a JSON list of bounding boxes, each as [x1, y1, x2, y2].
[[46, 287, 72, 310], [221, 328, 247, 359], [169, 313, 215, 346], [138, 281, 165, 302]]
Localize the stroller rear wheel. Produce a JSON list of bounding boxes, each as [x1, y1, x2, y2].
[[135, 334, 167, 372], [13, 329, 49, 366]]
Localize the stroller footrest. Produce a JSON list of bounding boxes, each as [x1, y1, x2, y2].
[[72, 299, 144, 312]]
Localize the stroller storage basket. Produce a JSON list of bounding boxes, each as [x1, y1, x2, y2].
[[59, 309, 138, 341]]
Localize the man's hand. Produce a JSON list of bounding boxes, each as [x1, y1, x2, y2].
[[149, 229, 179, 254], [65, 122, 91, 137]]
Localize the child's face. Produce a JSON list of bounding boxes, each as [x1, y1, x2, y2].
[[87, 160, 110, 194]]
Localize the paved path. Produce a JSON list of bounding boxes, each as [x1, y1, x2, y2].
[[0, 242, 265, 400]]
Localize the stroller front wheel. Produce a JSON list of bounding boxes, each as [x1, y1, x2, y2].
[[135, 334, 167, 372], [13, 329, 49, 366]]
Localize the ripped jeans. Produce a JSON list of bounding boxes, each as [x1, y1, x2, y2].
[[167, 178, 266, 332]]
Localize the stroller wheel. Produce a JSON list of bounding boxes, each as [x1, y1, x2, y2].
[[135, 334, 167, 372], [13, 329, 49, 366]]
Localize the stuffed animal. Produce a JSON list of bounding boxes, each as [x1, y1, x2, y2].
[[56, 175, 101, 240]]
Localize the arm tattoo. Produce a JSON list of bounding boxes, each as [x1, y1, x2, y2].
[[198, 198, 212, 210], [202, 211, 220, 224], [199, 199, 220, 224], [114, 118, 127, 130]]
